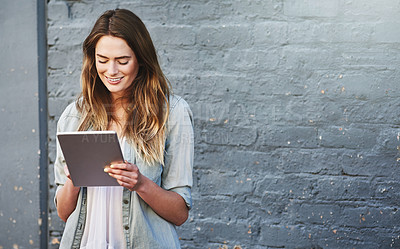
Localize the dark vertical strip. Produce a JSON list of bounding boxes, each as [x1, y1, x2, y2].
[[37, 0, 48, 248]]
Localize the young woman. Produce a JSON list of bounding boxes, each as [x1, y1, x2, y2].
[[54, 9, 194, 249]]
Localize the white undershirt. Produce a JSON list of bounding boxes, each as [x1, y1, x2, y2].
[[80, 139, 126, 249]]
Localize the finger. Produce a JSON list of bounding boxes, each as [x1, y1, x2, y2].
[[104, 167, 138, 178], [110, 162, 138, 172], [117, 180, 135, 191], [109, 163, 129, 170], [107, 171, 138, 182]]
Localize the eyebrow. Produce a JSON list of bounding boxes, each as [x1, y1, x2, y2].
[[96, 54, 132, 60]]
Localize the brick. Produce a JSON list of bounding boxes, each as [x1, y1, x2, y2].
[[341, 153, 400, 177], [192, 195, 253, 221], [197, 171, 254, 196], [253, 22, 288, 46], [68, 2, 120, 22], [374, 180, 400, 206], [47, 1, 69, 23], [48, 48, 82, 72], [149, 25, 195, 47], [256, 126, 318, 149], [343, 98, 400, 125], [372, 22, 400, 43], [283, 0, 339, 17], [255, 175, 316, 200], [197, 25, 252, 49], [195, 148, 281, 175], [282, 47, 340, 70], [343, 0, 400, 22], [341, 207, 400, 228], [287, 22, 373, 44], [224, 48, 282, 73], [198, 125, 257, 146], [279, 149, 342, 174], [47, 24, 90, 46], [259, 224, 316, 248], [193, 220, 254, 243], [340, 49, 400, 71], [231, 0, 283, 20], [287, 203, 342, 226], [319, 126, 378, 149], [312, 176, 372, 201]]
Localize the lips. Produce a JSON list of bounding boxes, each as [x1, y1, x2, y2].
[[105, 76, 124, 85]]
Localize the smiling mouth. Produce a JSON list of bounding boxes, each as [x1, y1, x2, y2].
[[105, 76, 124, 84]]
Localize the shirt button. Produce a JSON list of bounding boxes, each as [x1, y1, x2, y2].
[[123, 199, 129, 204], [124, 225, 129, 230]]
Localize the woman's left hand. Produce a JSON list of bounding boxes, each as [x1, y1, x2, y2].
[[104, 161, 143, 191], [105, 160, 188, 226]]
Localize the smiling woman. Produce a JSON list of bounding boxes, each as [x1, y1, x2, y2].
[[54, 9, 194, 249], [95, 36, 139, 99]]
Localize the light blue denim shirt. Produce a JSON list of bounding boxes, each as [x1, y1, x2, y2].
[[54, 95, 194, 249]]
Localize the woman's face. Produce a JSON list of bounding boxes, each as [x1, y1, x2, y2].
[[95, 35, 139, 99]]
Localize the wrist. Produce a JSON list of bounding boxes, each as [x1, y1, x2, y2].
[[134, 175, 151, 194]]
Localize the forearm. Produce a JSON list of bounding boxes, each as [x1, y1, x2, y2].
[[56, 179, 80, 222], [136, 176, 189, 226]]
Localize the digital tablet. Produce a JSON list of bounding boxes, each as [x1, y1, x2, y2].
[[57, 131, 124, 187]]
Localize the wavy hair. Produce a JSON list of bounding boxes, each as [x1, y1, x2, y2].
[[77, 9, 170, 165]]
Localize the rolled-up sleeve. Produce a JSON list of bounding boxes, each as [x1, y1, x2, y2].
[[162, 96, 194, 209]]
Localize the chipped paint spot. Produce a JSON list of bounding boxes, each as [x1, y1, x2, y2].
[[51, 238, 60, 245], [32, 129, 36, 133], [209, 118, 216, 122], [321, 90, 325, 94], [29, 240, 34, 245], [12, 244, 18, 249]]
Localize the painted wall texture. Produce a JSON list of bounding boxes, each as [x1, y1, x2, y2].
[[0, 1, 41, 248], [47, 0, 400, 248]]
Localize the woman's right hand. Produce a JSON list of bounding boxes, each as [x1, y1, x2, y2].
[[56, 164, 80, 222]]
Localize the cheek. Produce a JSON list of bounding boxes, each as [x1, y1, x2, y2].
[[127, 64, 139, 78], [95, 63, 106, 74]]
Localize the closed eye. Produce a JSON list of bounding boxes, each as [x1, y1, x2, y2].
[[119, 61, 129, 65]]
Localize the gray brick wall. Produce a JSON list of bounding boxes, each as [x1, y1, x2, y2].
[[47, 0, 400, 248]]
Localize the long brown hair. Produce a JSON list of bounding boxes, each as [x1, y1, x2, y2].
[[77, 9, 170, 165]]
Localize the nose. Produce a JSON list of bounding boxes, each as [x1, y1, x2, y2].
[[107, 61, 118, 76]]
